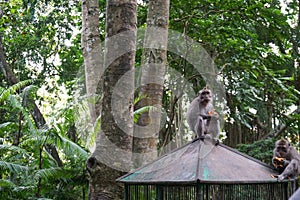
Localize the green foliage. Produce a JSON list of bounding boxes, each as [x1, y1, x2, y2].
[[0, 85, 89, 199], [0, 0, 83, 86], [0, 0, 299, 198], [0, 1, 89, 197], [0, 80, 33, 102], [134, 106, 151, 123], [237, 139, 275, 164], [167, 0, 300, 141]]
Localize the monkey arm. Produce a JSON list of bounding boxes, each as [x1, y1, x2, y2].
[[199, 114, 211, 119], [282, 159, 291, 167], [199, 114, 219, 120]]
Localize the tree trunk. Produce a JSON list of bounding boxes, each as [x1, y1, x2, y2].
[[81, 0, 102, 123], [0, 36, 18, 85], [133, 0, 169, 168], [86, 0, 137, 199]]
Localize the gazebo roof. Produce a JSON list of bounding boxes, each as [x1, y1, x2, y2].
[[118, 138, 279, 184]]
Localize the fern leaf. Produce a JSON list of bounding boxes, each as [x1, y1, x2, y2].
[[57, 136, 89, 160], [0, 80, 34, 102], [133, 106, 151, 122], [0, 144, 30, 156], [8, 95, 38, 135], [34, 167, 66, 181], [0, 179, 15, 187], [0, 161, 29, 173]]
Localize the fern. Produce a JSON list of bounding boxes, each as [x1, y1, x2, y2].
[[0, 144, 30, 156], [0, 80, 34, 102], [0, 81, 89, 199], [34, 167, 70, 182], [0, 179, 15, 187], [8, 95, 38, 135], [0, 161, 29, 173], [56, 135, 89, 160], [133, 105, 158, 123]]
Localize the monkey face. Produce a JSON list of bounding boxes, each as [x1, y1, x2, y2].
[[276, 146, 289, 157], [199, 89, 212, 104], [275, 141, 290, 158]]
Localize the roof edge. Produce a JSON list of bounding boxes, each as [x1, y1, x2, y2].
[[120, 178, 285, 185], [219, 143, 275, 170]]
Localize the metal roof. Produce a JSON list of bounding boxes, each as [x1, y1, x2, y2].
[[118, 138, 279, 184]]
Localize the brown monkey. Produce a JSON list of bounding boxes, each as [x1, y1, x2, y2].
[[186, 87, 220, 145], [272, 138, 300, 181]]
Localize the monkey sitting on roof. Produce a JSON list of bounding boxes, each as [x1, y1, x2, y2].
[[186, 87, 220, 145]]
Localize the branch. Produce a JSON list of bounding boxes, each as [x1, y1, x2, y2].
[[23, 92, 63, 167], [262, 108, 300, 139]]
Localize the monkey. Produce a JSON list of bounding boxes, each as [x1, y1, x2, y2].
[[272, 138, 300, 182], [186, 87, 220, 145]]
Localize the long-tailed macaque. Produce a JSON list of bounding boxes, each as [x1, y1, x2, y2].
[[272, 138, 300, 181], [186, 87, 220, 145]]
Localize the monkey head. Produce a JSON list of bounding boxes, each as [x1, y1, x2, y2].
[[275, 138, 290, 158], [198, 87, 212, 105]]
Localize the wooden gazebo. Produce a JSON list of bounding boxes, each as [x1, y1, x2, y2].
[[117, 138, 296, 200]]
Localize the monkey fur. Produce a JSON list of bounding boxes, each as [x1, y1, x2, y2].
[[186, 87, 220, 145], [272, 138, 300, 181]]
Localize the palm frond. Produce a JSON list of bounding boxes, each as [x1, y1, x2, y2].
[[0, 121, 18, 130], [0, 144, 30, 156], [57, 136, 89, 160], [34, 167, 71, 181], [20, 135, 47, 148], [133, 105, 151, 123], [0, 179, 15, 187], [0, 80, 34, 102], [21, 85, 39, 108], [134, 93, 147, 105], [0, 161, 29, 173], [12, 185, 35, 192], [8, 95, 38, 135]]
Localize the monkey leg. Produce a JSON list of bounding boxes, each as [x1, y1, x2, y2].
[[277, 159, 299, 182], [195, 116, 205, 139]]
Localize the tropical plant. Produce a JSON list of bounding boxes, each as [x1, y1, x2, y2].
[[0, 83, 89, 199]]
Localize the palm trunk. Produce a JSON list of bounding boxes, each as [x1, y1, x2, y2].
[[86, 0, 137, 199], [81, 0, 102, 123], [133, 0, 169, 168]]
